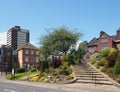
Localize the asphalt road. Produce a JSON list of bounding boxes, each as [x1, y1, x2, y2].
[[0, 81, 67, 92], [0, 72, 120, 92], [0, 81, 120, 92]]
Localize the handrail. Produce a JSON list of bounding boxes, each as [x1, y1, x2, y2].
[[86, 63, 97, 84]]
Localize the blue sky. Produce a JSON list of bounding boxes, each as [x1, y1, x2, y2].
[[0, 0, 120, 47]]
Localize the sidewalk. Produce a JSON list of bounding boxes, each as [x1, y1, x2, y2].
[[0, 72, 7, 80]]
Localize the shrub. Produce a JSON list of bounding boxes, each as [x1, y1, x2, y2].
[[113, 55, 120, 75], [116, 77, 120, 83], [99, 58, 108, 66], [39, 77, 45, 82], [106, 51, 119, 67], [30, 67, 36, 72], [69, 73, 74, 78], [99, 48, 116, 58], [29, 76, 39, 82], [99, 66, 107, 72], [106, 68, 113, 74], [91, 59, 96, 64], [58, 66, 72, 75], [93, 61, 101, 69], [16, 68, 25, 73], [75, 59, 80, 64]]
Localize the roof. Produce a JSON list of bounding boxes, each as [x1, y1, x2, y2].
[[17, 43, 38, 50], [87, 37, 98, 46]]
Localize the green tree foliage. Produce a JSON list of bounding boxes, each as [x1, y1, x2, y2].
[[113, 54, 120, 75], [68, 49, 77, 64], [68, 41, 87, 64], [78, 41, 88, 59], [39, 26, 83, 60]]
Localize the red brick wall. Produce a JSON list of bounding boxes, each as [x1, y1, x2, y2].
[[97, 33, 113, 52], [18, 48, 39, 68]]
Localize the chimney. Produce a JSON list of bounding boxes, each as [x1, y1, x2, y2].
[[116, 28, 120, 40]]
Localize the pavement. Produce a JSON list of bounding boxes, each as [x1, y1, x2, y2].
[[0, 72, 120, 92]]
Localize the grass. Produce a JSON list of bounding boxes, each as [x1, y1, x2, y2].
[[6, 71, 40, 80]]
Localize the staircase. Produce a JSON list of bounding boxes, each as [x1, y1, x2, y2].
[[73, 63, 113, 85]]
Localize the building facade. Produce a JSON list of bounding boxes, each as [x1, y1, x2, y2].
[[84, 29, 120, 60], [0, 45, 12, 72], [7, 26, 29, 50], [17, 43, 39, 69]]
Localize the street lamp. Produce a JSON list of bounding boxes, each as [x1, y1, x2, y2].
[[27, 64, 30, 80], [12, 50, 17, 80]]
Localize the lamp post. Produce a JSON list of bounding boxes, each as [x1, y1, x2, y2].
[[27, 64, 30, 80], [12, 50, 17, 80]]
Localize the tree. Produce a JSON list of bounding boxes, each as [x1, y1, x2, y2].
[[39, 26, 83, 60], [78, 41, 88, 59], [68, 41, 87, 64]]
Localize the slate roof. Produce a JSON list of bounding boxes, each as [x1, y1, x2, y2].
[[87, 37, 98, 46], [17, 43, 38, 50]]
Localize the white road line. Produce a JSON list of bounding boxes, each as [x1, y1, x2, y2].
[[4, 89, 15, 92]]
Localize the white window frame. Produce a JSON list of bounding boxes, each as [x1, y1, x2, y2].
[[31, 50, 34, 55], [36, 58, 39, 63], [25, 50, 29, 55], [25, 57, 29, 62], [101, 38, 107, 42]]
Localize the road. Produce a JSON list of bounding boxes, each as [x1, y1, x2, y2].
[[0, 72, 120, 92], [0, 81, 67, 92], [0, 80, 120, 92]]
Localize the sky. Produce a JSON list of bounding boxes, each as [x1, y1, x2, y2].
[[0, 0, 120, 47]]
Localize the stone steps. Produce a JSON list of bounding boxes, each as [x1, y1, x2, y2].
[[73, 64, 113, 85], [76, 80, 113, 85]]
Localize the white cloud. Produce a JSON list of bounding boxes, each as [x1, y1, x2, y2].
[[0, 31, 7, 45]]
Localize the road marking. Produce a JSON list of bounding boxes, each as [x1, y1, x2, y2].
[[4, 89, 15, 92]]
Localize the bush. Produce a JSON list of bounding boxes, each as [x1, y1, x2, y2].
[[29, 76, 39, 82], [94, 61, 100, 69], [58, 66, 72, 75], [113, 55, 120, 75], [91, 59, 96, 65], [69, 73, 74, 78], [16, 68, 25, 73], [106, 51, 119, 67], [106, 68, 113, 74], [99, 58, 108, 66], [100, 66, 107, 72], [30, 67, 36, 72], [39, 77, 45, 82]]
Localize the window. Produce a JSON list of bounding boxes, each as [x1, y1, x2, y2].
[[25, 50, 29, 55], [101, 38, 107, 42], [25, 57, 29, 62], [31, 50, 34, 55], [89, 47, 95, 52], [36, 51, 39, 55], [36, 58, 39, 63]]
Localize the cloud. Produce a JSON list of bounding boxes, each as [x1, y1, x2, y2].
[[0, 31, 7, 45]]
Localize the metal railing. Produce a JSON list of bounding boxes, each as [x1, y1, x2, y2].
[[87, 66, 97, 84]]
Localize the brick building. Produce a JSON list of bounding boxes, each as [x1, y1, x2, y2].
[[17, 43, 39, 69], [84, 29, 120, 60]]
